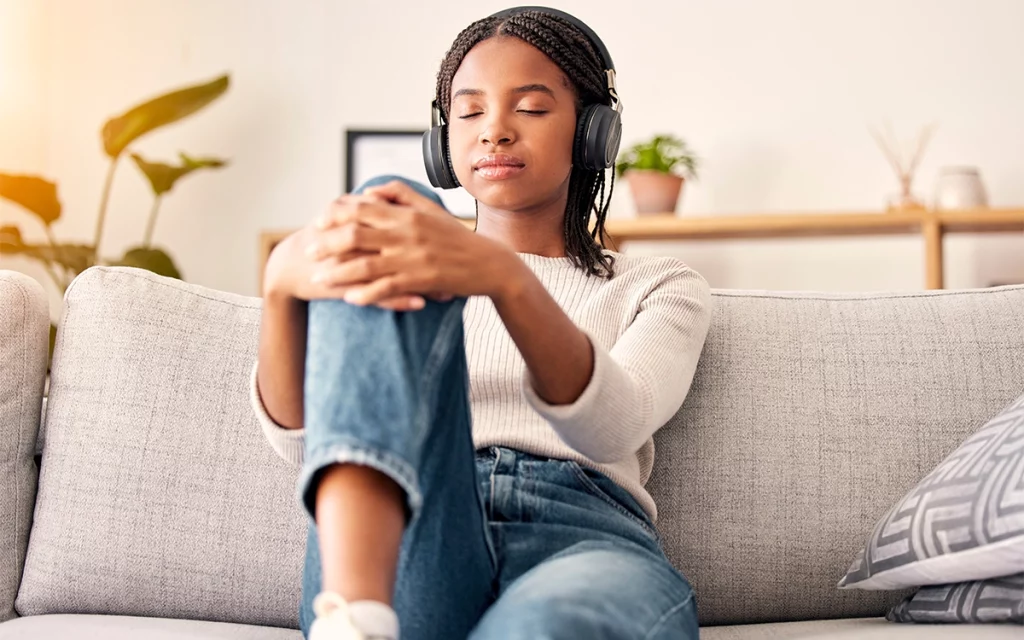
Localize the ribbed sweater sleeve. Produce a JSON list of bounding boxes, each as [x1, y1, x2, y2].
[[249, 361, 305, 465], [520, 267, 712, 463]]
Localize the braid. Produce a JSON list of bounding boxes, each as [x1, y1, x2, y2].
[[435, 11, 617, 279]]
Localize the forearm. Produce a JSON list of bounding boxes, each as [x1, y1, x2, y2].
[[492, 265, 594, 406], [255, 289, 308, 430]]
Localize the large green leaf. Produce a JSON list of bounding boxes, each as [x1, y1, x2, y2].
[[102, 74, 230, 158], [110, 246, 182, 279], [131, 152, 227, 196], [0, 174, 62, 225]]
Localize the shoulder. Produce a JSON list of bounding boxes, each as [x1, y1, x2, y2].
[[605, 251, 711, 301]]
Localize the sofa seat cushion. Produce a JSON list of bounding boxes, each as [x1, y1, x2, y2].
[[702, 616, 1023, 639], [0, 614, 301, 640]]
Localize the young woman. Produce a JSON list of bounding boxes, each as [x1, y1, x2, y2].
[[252, 7, 712, 640]]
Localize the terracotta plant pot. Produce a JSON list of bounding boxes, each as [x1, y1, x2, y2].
[[625, 169, 685, 215]]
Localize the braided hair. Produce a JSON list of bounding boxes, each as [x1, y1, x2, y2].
[[436, 10, 617, 278]]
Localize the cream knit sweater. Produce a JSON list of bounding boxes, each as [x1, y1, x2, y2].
[[251, 251, 712, 521]]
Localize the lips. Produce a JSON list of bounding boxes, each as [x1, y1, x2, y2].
[[474, 154, 526, 180]]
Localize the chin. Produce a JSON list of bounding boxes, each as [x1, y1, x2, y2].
[[463, 173, 546, 211], [472, 187, 535, 212]]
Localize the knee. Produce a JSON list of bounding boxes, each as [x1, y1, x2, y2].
[[471, 599, 583, 640], [352, 174, 445, 208]]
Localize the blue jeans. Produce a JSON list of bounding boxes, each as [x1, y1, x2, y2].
[[296, 176, 699, 639]]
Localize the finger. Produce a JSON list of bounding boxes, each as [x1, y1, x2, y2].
[[315, 194, 384, 230], [426, 292, 454, 302], [317, 195, 409, 231], [375, 295, 426, 311], [310, 253, 405, 287], [307, 247, 377, 268], [305, 224, 401, 260], [344, 274, 425, 306], [306, 280, 423, 310]]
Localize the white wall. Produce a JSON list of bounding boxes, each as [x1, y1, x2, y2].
[[0, 0, 56, 310], [2, 0, 1022, 311]]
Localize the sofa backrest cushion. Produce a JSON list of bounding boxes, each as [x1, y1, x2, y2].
[[648, 285, 1024, 625], [15, 267, 305, 629], [0, 271, 49, 623]]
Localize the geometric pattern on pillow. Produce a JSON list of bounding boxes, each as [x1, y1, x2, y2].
[[887, 572, 1024, 624], [839, 391, 1024, 590]]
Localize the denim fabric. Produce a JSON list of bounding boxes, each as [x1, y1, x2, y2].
[[297, 175, 698, 639]]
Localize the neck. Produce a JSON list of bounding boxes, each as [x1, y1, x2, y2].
[[473, 183, 570, 257]]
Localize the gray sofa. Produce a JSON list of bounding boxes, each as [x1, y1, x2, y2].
[[2, 265, 1022, 639]]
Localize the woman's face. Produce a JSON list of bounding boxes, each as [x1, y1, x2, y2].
[[448, 36, 577, 213]]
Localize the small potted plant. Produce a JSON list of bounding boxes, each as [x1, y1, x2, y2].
[[615, 134, 699, 215]]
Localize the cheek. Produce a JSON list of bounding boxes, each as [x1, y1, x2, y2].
[[447, 125, 473, 180], [540, 116, 576, 178]]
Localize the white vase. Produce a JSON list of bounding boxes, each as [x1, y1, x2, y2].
[[933, 167, 988, 210]]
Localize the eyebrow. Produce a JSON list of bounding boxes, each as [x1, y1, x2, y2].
[[452, 84, 556, 100]]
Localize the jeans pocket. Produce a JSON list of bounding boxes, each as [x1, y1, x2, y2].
[[565, 461, 659, 540]]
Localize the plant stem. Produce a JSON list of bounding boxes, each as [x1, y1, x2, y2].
[[39, 259, 65, 294], [42, 225, 69, 290], [93, 156, 120, 259], [143, 196, 162, 248]]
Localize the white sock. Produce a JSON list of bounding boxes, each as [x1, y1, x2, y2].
[[348, 600, 399, 640]]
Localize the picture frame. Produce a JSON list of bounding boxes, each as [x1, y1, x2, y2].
[[344, 129, 477, 219]]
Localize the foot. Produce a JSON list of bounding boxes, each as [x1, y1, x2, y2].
[[309, 592, 365, 640], [309, 592, 399, 640]]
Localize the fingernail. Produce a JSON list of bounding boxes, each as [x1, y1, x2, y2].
[[411, 298, 425, 309], [305, 244, 319, 258], [315, 217, 329, 230], [310, 272, 324, 283]]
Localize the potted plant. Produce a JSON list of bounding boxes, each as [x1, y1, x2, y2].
[[615, 134, 699, 215], [0, 74, 231, 370]]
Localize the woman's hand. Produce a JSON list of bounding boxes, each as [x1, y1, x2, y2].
[[261, 194, 430, 311], [306, 180, 527, 306]]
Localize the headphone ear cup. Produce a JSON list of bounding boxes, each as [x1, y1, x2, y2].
[[422, 126, 460, 189], [441, 133, 460, 189], [573, 105, 622, 171]]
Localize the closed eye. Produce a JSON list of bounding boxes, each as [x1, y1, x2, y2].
[[458, 113, 483, 119], [518, 110, 548, 115]]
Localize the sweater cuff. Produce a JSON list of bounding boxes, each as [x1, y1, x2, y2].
[[520, 328, 609, 425], [249, 360, 305, 465]]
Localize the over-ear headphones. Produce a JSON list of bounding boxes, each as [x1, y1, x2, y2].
[[422, 6, 623, 189]]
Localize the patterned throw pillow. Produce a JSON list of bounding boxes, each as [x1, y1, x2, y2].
[[839, 391, 1024, 591], [887, 573, 1024, 624]]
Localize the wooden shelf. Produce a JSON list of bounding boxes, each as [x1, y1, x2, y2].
[[603, 208, 1024, 289], [603, 208, 1024, 241]]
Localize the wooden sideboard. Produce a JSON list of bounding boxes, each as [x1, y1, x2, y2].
[[260, 208, 1024, 291]]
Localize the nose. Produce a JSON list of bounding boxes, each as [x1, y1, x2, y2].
[[479, 112, 515, 147]]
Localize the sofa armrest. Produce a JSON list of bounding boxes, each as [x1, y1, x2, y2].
[[0, 271, 49, 622]]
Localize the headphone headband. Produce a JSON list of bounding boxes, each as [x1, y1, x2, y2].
[[487, 6, 620, 113], [487, 6, 615, 74]]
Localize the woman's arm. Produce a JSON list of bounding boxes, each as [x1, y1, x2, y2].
[[507, 265, 712, 464], [256, 289, 308, 431], [492, 264, 594, 407]]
